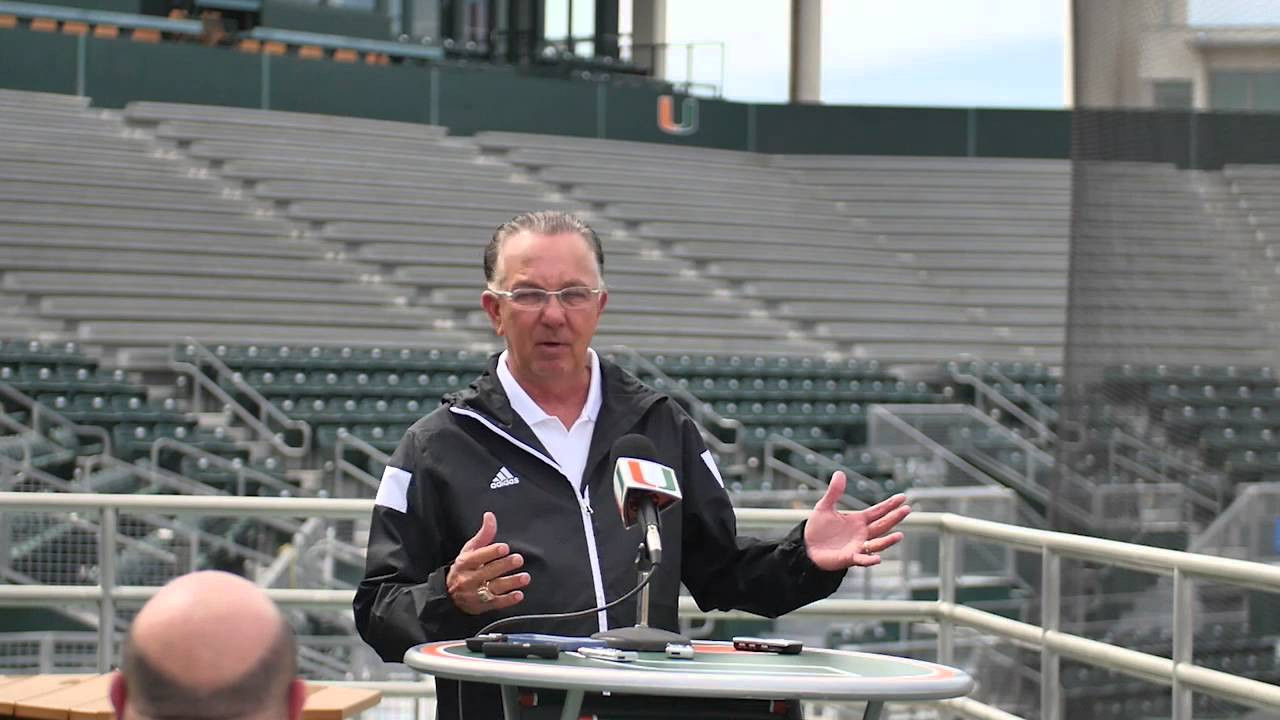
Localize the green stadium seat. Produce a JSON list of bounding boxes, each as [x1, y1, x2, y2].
[[0, 339, 93, 367], [179, 455, 290, 496], [81, 465, 143, 493]]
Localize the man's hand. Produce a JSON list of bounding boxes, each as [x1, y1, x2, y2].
[[804, 472, 911, 571], [446, 512, 531, 614]]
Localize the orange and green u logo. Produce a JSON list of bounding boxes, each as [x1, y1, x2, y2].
[[657, 95, 699, 136]]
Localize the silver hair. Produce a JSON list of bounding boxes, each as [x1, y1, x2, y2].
[[484, 210, 604, 286]]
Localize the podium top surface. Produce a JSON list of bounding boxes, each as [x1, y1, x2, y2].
[[404, 640, 974, 702]]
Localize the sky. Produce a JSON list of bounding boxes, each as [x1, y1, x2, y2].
[[662, 0, 1068, 108], [1189, 0, 1280, 25], [605, 0, 1280, 109]]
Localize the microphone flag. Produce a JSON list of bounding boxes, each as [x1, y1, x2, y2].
[[613, 457, 681, 527]]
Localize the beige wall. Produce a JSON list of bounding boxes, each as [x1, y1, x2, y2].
[[1073, 0, 1280, 110], [1201, 44, 1280, 71]]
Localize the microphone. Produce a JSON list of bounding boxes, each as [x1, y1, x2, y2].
[[592, 434, 691, 651], [610, 434, 682, 565], [475, 435, 685, 642]]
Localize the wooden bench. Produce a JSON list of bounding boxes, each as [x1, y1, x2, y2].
[[0, 675, 382, 720]]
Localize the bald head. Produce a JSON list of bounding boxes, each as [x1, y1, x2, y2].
[[112, 571, 303, 720]]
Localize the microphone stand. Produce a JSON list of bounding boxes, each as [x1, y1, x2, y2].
[[635, 546, 654, 628], [592, 544, 691, 652]]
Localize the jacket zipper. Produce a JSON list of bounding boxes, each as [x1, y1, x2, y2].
[[448, 406, 610, 631]]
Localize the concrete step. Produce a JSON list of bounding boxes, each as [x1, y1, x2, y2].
[[194, 412, 229, 430], [289, 468, 326, 494]]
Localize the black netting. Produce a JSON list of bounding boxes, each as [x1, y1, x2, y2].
[[1057, 8, 1280, 718], [1056, 3, 1280, 540]]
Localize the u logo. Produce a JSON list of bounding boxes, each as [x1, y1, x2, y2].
[[657, 95, 699, 136]]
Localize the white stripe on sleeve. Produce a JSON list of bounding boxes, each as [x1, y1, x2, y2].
[[375, 466, 413, 513], [700, 450, 725, 488]]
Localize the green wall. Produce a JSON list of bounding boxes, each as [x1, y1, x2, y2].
[[0, 27, 78, 95], [261, 0, 392, 41], [975, 108, 1071, 158], [435, 66, 597, 137], [755, 104, 969, 156], [270, 55, 431, 122], [4, 25, 1280, 165], [605, 86, 749, 151], [86, 39, 262, 109]]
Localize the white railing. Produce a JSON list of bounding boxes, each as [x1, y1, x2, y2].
[[948, 371, 1057, 447], [333, 429, 390, 498], [0, 382, 113, 459], [170, 338, 312, 458], [869, 403, 1052, 505], [1106, 428, 1222, 513], [947, 356, 1060, 428], [760, 433, 876, 507], [149, 437, 302, 498], [3, 493, 1280, 720], [1190, 482, 1280, 559], [602, 346, 745, 471]]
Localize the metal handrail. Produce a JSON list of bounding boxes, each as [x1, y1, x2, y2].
[[149, 437, 304, 498], [5, 494, 1280, 718], [0, 417, 35, 470], [869, 403, 1141, 529], [81, 453, 259, 497], [879, 403, 1056, 479], [866, 405, 1004, 491], [951, 372, 1057, 447], [170, 338, 312, 458], [760, 433, 873, 508], [603, 345, 745, 467], [49, 452, 360, 560], [259, 516, 326, 589], [1111, 427, 1206, 476], [1190, 481, 1280, 555], [0, 0, 203, 33], [0, 456, 280, 563], [333, 429, 390, 496], [1107, 428, 1221, 513], [950, 355, 1060, 425], [0, 382, 113, 457]]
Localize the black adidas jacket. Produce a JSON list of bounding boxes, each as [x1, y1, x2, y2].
[[354, 354, 846, 719]]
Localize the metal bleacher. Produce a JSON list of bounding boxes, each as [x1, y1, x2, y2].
[[3, 90, 1268, 371], [124, 103, 826, 358], [10, 87, 1280, 716], [473, 132, 1072, 365], [0, 90, 476, 364]]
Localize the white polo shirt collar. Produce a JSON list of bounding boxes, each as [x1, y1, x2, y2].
[[496, 348, 602, 491]]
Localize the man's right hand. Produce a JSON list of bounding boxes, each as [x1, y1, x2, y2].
[[446, 511, 530, 614]]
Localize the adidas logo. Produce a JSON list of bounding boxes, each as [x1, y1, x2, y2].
[[489, 466, 520, 490]]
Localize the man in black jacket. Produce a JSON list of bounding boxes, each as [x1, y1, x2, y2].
[[354, 210, 911, 719]]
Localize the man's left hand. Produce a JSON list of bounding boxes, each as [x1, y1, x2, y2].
[[804, 471, 911, 571]]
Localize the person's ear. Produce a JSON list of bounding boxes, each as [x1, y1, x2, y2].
[[108, 671, 127, 720], [286, 679, 307, 720], [481, 291, 505, 336]]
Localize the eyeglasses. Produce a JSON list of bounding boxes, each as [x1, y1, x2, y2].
[[486, 285, 604, 310]]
